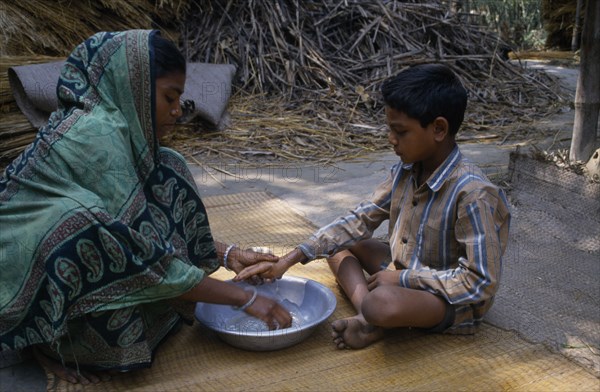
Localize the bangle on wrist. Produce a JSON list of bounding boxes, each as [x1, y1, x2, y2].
[[233, 287, 258, 311], [223, 244, 236, 270]]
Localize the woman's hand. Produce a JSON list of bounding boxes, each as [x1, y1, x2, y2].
[[233, 248, 307, 282], [366, 270, 401, 291], [233, 260, 288, 282], [179, 278, 291, 330], [226, 247, 279, 274], [245, 294, 292, 330]]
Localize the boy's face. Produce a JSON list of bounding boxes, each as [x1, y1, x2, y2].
[[385, 106, 439, 164]]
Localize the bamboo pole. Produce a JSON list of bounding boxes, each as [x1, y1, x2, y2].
[[570, 0, 600, 163]]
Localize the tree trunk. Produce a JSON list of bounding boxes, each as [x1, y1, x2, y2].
[[571, 0, 584, 51], [570, 0, 600, 163]]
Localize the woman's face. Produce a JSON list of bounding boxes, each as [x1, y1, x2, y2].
[[155, 72, 186, 139]]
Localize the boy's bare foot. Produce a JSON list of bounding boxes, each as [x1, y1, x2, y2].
[[330, 315, 384, 349], [33, 346, 111, 384]]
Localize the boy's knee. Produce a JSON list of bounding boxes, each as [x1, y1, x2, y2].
[[349, 239, 388, 259], [326, 249, 355, 264], [362, 289, 395, 326]]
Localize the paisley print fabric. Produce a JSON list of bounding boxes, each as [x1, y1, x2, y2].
[[0, 30, 218, 370]]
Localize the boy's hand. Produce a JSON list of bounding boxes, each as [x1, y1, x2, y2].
[[367, 270, 401, 291]]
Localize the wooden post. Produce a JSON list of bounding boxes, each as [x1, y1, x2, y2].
[[571, 0, 584, 51], [570, 0, 600, 163]]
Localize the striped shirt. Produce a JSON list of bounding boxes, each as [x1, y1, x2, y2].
[[299, 146, 510, 334]]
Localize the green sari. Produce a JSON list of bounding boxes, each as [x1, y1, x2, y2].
[[0, 30, 218, 370]]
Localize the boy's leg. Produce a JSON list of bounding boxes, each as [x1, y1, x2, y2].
[[327, 239, 390, 349], [327, 240, 451, 349], [361, 286, 449, 329], [327, 239, 390, 312]]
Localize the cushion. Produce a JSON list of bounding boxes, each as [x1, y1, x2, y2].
[[8, 61, 236, 129]]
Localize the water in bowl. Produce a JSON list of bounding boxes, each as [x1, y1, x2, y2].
[[225, 298, 304, 332]]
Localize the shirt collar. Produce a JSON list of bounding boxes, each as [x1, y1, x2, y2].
[[399, 145, 462, 192], [428, 145, 462, 192]]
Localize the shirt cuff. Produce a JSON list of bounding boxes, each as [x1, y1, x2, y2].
[[297, 242, 316, 264], [398, 269, 414, 288]]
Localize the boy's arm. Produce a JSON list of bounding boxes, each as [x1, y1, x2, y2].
[[234, 198, 391, 281], [297, 165, 397, 262], [397, 188, 510, 305], [235, 165, 399, 281]]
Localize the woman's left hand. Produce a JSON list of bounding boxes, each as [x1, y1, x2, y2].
[[245, 294, 292, 330], [227, 247, 279, 275]]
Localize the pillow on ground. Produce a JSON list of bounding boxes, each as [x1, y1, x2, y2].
[[180, 63, 236, 128], [8, 61, 64, 129], [9, 61, 237, 129]]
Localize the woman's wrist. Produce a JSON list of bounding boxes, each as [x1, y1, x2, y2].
[[223, 244, 236, 270], [233, 287, 258, 311], [215, 241, 227, 263]]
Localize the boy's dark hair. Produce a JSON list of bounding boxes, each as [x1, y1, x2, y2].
[[152, 33, 186, 78], [381, 64, 467, 135]]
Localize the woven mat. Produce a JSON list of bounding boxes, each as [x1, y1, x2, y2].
[[486, 153, 600, 376], [48, 192, 599, 391]]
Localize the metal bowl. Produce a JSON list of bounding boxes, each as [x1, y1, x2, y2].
[[194, 276, 337, 351]]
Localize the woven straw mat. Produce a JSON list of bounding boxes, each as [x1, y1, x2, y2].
[[47, 192, 599, 391]]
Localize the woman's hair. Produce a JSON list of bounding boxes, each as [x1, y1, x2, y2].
[[381, 64, 467, 135], [152, 34, 186, 78]]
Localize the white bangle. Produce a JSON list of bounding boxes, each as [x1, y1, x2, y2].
[[223, 244, 236, 270], [233, 287, 258, 311]]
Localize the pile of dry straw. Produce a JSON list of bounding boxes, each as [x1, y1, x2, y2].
[[1, 0, 571, 167]]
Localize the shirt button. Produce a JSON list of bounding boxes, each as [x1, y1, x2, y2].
[[412, 199, 418, 206], [401, 237, 408, 244]]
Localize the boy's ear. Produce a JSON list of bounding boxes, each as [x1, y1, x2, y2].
[[432, 117, 449, 141]]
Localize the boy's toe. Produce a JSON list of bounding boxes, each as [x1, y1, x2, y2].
[[331, 319, 348, 333]]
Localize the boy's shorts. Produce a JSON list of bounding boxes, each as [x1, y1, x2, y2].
[[425, 302, 456, 333]]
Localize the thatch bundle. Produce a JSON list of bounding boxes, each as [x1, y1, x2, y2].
[[0, 0, 185, 56]]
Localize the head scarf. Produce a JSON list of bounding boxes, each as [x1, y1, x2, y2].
[[0, 30, 218, 369]]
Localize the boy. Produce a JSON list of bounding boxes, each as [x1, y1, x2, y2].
[[236, 64, 511, 349]]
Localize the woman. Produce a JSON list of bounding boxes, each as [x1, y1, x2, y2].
[[0, 30, 291, 384]]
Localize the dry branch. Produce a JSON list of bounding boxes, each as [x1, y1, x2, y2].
[[174, 0, 571, 165]]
